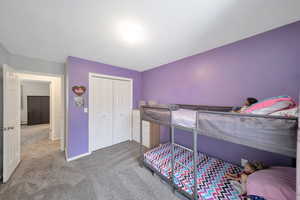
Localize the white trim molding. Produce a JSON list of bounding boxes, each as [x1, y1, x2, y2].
[[89, 72, 133, 82], [67, 152, 91, 162], [17, 72, 65, 153]]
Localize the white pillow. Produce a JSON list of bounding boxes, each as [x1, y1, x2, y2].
[[251, 101, 294, 115], [270, 106, 298, 118]]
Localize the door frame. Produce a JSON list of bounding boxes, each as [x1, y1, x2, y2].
[[88, 72, 133, 154], [17, 71, 65, 153]]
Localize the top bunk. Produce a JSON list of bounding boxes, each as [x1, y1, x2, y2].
[[140, 104, 298, 158]]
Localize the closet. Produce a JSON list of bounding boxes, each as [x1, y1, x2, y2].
[[89, 74, 132, 151]]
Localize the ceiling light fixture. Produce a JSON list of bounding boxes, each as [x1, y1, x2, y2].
[[118, 20, 146, 45]]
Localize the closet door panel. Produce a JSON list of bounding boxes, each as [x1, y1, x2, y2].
[[92, 78, 113, 150], [113, 80, 131, 144]]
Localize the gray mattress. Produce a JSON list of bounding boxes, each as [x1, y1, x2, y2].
[[141, 105, 298, 158]]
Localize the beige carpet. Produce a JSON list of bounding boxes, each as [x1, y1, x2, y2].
[[0, 125, 180, 200]]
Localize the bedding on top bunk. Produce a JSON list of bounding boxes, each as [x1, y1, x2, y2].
[[173, 109, 197, 128], [144, 143, 242, 200]]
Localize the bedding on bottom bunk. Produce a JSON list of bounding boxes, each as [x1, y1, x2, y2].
[[144, 143, 242, 200]]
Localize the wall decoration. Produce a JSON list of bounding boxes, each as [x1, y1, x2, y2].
[[72, 85, 86, 107]]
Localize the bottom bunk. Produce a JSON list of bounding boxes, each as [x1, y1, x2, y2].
[[144, 143, 242, 200]]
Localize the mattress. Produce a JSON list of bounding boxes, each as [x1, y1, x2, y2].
[[144, 143, 242, 200], [143, 108, 196, 128], [173, 109, 197, 128]]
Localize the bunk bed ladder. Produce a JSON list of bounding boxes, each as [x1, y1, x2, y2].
[[170, 109, 198, 200], [170, 129, 198, 200]]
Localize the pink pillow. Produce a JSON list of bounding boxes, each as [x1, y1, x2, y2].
[[244, 96, 296, 114], [247, 167, 296, 200]]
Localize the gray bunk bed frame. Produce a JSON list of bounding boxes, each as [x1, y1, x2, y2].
[[139, 104, 298, 200]]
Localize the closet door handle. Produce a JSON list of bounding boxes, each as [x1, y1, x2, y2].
[[8, 126, 15, 130]]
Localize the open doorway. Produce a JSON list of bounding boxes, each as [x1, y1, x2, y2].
[[20, 80, 53, 157], [17, 72, 65, 159], [1, 65, 66, 183]]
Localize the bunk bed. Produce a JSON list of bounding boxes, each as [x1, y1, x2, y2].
[[139, 104, 298, 200]]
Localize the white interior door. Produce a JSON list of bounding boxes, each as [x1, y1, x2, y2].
[[3, 64, 20, 183], [113, 80, 131, 144], [297, 101, 300, 200], [91, 77, 113, 151]]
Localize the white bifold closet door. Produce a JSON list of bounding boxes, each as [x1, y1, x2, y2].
[[91, 76, 131, 152], [92, 77, 113, 150], [112, 80, 131, 144]]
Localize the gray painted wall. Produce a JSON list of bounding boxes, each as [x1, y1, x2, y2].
[[0, 42, 65, 75], [0, 43, 9, 66], [9, 54, 65, 75]]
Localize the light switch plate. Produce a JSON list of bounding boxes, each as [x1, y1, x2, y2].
[[241, 158, 248, 167], [84, 107, 88, 113]]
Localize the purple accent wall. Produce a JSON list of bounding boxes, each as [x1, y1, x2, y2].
[[142, 21, 300, 166], [67, 56, 142, 158]]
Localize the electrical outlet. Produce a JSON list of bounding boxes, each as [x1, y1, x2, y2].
[[241, 158, 248, 167]]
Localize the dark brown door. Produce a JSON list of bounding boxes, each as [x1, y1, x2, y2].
[[27, 96, 50, 125]]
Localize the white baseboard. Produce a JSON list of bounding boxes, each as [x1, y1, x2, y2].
[[51, 136, 60, 141], [67, 152, 91, 162]]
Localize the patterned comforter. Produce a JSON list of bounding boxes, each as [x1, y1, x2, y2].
[[144, 143, 242, 200]]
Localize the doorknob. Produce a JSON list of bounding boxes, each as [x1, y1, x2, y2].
[[0, 127, 7, 131], [7, 127, 14, 130]]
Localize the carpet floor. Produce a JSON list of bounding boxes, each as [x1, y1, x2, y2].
[[0, 125, 180, 200]]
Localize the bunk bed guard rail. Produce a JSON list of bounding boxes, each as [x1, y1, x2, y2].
[[196, 111, 298, 158], [140, 104, 233, 126], [140, 104, 298, 158]]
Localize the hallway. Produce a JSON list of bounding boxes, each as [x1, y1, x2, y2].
[[21, 124, 58, 159]]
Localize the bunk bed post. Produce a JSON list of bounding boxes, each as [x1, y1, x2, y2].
[[139, 107, 143, 167], [170, 107, 176, 192], [193, 112, 199, 200], [171, 125, 175, 192], [169, 127, 172, 143]]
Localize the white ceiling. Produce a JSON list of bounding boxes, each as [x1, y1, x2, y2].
[[1, 1, 300, 71]]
